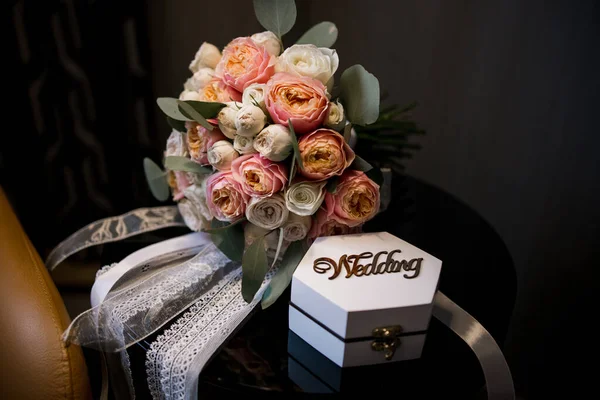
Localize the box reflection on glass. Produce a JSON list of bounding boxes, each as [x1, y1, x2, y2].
[[288, 231, 442, 368]]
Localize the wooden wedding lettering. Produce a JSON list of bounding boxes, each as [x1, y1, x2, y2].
[[313, 249, 423, 280]]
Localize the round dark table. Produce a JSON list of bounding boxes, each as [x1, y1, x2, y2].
[[102, 174, 516, 399]]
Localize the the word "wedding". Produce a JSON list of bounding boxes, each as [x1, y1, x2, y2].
[[312, 249, 423, 280]]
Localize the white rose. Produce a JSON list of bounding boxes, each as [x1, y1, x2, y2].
[[207, 140, 239, 171], [184, 67, 215, 91], [178, 183, 212, 232], [282, 212, 312, 241], [233, 135, 257, 155], [235, 104, 266, 137], [251, 31, 281, 56], [324, 100, 345, 131], [217, 103, 239, 139], [189, 42, 221, 72], [179, 90, 202, 101], [242, 83, 267, 111], [165, 130, 187, 157], [246, 194, 289, 230], [253, 124, 293, 161], [284, 181, 326, 216], [276, 44, 339, 86]]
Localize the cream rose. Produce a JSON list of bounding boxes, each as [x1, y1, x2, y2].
[[324, 100, 345, 131], [242, 83, 267, 111], [179, 183, 212, 231], [284, 180, 326, 216], [189, 42, 222, 72], [217, 102, 240, 139], [276, 44, 339, 87], [235, 104, 267, 137], [251, 31, 282, 56], [184, 67, 215, 91], [253, 124, 293, 161], [165, 130, 187, 157], [282, 212, 312, 241], [179, 90, 202, 101], [233, 135, 257, 155], [245, 193, 289, 230], [207, 140, 239, 171]]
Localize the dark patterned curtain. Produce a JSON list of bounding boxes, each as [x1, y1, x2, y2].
[[4, 0, 164, 258]]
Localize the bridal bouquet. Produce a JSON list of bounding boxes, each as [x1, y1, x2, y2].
[[144, 0, 383, 307]]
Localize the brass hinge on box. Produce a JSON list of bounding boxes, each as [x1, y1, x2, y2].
[[371, 325, 403, 361]]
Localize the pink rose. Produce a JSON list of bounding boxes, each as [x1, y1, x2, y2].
[[201, 78, 242, 102], [215, 37, 275, 92], [231, 154, 288, 198], [297, 128, 355, 181], [308, 208, 363, 239], [173, 171, 191, 201], [265, 72, 329, 134], [186, 122, 227, 165], [206, 172, 249, 222], [324, 170, 380, 227]]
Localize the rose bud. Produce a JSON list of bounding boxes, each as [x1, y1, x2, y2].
[[253, 124, 293, 162], [207, 140, 239, 171], [189, 42, 222, 72], [323, 100, 346, 131], [282, 212, 312, 242], [233, 135, 257, 155], [217, 103, 239, 139], [251, 31, 282, 56], [235, 104, 267, 137]]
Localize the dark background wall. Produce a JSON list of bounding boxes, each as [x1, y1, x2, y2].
[[5, 1, 599, 398]]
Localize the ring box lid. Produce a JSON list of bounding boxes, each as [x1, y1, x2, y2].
[[291, 231, 442, 339]]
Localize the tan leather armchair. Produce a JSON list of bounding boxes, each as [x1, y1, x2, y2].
[[0, 187, 92, 399]]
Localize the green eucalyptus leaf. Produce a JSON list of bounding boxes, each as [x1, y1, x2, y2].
[[326, 176, 339, 193], [210, 223, 245, 262], [288, 119, 304, 169], [157, 97, 192, 121], [166, 116, 187, 132], [242, 234, 269, 303], [253, 0, 297, 38], [164, 156, 212, 174], [343, 123, 352, 143], [296, 21, 338, 48], [261, 239, 309, 309], [177, 100, 214, 131], [288, 155, 296, 185], [351, 154, 374, 172], [366, 166, 384, 186], [205, 217, 246, 232], [180, 100, 226, 119], [339, 65, 380, 126], [270, 228, 285, 268], [143, 158, 169, 201]]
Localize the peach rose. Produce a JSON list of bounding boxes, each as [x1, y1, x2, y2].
[[186, 122, 227, 165], [215, 37, 275, 92], [231, 154, 287, 198], [201, 78, 242, 103], [297, 128, 355, 181], [308, 208, 363, 239], [265, 72, 329, 134], [206, 171, 249, 222], [324, 170, 380, 227]]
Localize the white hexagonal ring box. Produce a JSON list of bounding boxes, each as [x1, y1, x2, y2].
[[288, 231, 442, 368]]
